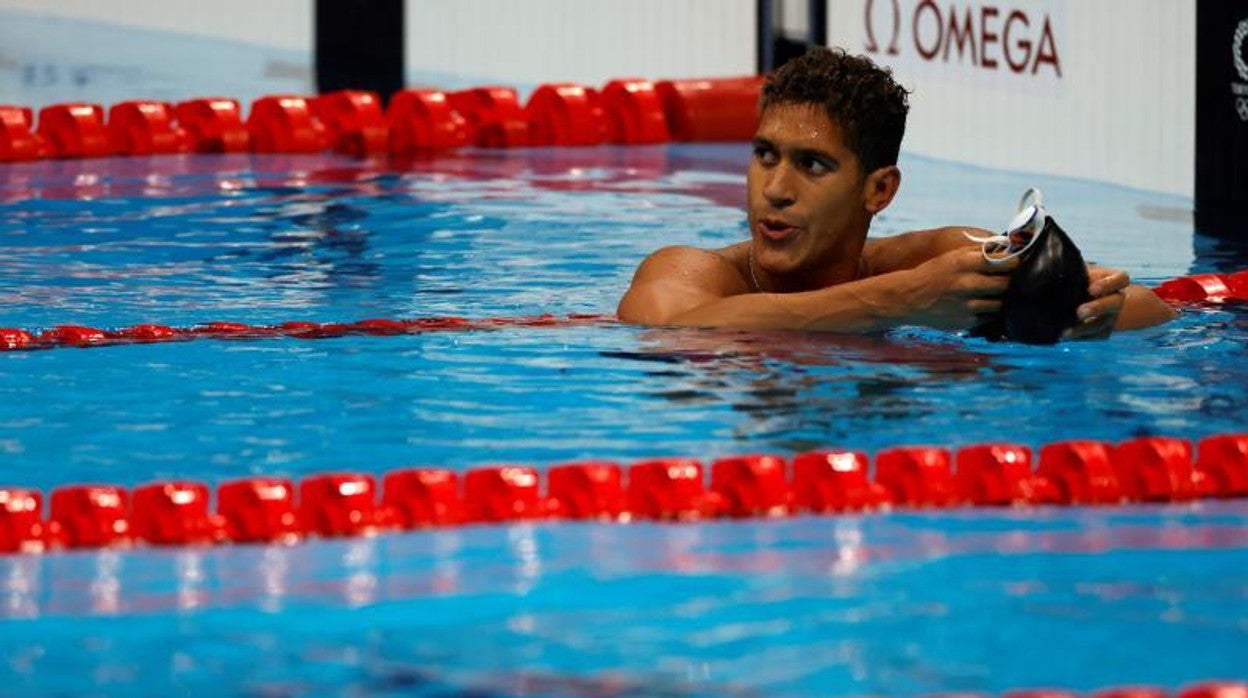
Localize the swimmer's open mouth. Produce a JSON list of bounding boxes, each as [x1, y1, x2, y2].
[[758, 217, 799, 240]]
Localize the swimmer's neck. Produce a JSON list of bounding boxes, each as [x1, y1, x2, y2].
[[729, 241, 871, 294]]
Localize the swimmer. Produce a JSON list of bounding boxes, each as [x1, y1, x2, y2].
[[618, 48, 1177, 339]]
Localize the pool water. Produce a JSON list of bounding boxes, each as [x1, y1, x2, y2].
[[1, 145, 1247, 696]]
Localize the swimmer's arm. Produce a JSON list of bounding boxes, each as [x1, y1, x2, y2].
[[1116, 284, 1179, 329], [1066, 268, 1178, 338], [621, 274, 899, 333], [862, 227, 982, 275], [864, 229, 1178, 334], [617, 245, 1012, 332]]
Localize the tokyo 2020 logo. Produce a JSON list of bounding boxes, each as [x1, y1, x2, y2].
[[1233, 17, 1248, 121], [1234, 18, 1248, 81]]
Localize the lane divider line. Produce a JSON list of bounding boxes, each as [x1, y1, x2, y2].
[[995, 683, 1248, 698], [1, 78, 763, 162], [0, 314, 614, 352], [2, 267, 1245, 354], [3, 434, 1246, 555]]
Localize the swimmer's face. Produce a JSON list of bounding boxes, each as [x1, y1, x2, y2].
[[747, 103, 898, 289]]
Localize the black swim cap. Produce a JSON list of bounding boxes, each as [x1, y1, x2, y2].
[[970, 195, 1090, 345]]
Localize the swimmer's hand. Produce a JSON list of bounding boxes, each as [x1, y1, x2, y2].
[[898, 248, 1020, 331], [1063, 266, 1130, 340]]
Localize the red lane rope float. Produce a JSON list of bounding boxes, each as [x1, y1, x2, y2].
[[174, 98, 249, 154], [0, 313, 613, 352], [108, 101, 188, 155], [312, 90, 389, 157], [247, 95, 327, 154], [3, 433, 1247, 555], [387, 89, 470, 152], [600, 79, 671, 144], [654, 76, 764, 142], [1154, 271, 1248, 304], [0, 105, 47, 160], [525, 83, 607, 147], [449, 86, 531, 148], [37, 103, 111, 158]]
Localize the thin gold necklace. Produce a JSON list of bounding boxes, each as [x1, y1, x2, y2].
[[748, 245, 765, 292]]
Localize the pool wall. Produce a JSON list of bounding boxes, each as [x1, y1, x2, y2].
[[0, 0, 757, 107], [2, 0, 1222, 203], [0, 1, 315, 109]]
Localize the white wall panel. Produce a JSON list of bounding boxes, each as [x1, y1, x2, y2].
[[779, 0, 810, 38], [825, 0, 1195, 196], [405, 0, 756, 91], [0, 0, 313, 108], [0, 0, 311, 50]]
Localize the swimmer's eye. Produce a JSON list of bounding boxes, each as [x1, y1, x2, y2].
[[798, 155, 835, 176], [752, 144, 779, 166]]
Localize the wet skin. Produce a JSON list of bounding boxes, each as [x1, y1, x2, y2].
[[617, 103, 1176, 337]]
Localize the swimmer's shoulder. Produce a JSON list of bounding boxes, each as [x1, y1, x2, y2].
[[862, 227, 981, 275], [619, 243, 752, 323], [626, 243, 751, 293]]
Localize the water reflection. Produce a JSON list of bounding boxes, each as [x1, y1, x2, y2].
[[90, 551, 124, 615], [605, 327, 1004, 451], [173, 548, 207, 611], [1192, 229, 1248, 274], [1, 505, 1247, 696], [506, 524, 543, 595], [2, 553, 40, 619], [606, 311, 1248, 455], [215, 543, 292, 612], [339, 538, 380, 608]]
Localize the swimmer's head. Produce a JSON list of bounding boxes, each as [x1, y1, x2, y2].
[[761, 47, 910, 174]]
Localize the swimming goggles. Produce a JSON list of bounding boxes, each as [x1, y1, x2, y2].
[[963, 188, 1049, 263]]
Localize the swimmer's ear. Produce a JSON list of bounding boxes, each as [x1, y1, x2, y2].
[[863, 165, 901, 214]]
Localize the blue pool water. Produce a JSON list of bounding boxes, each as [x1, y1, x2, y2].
[[2, 145, 1247, 696]]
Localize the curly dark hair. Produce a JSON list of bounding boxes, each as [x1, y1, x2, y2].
[[761, 47, 910, 173]]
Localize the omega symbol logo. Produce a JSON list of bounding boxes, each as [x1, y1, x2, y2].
[[864, 0, 902, 55]]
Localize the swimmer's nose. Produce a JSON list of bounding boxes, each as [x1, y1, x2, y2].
[[761, 163, 797, 208]]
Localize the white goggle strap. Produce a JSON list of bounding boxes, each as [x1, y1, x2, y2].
[[962, 188, 1049, 264]]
